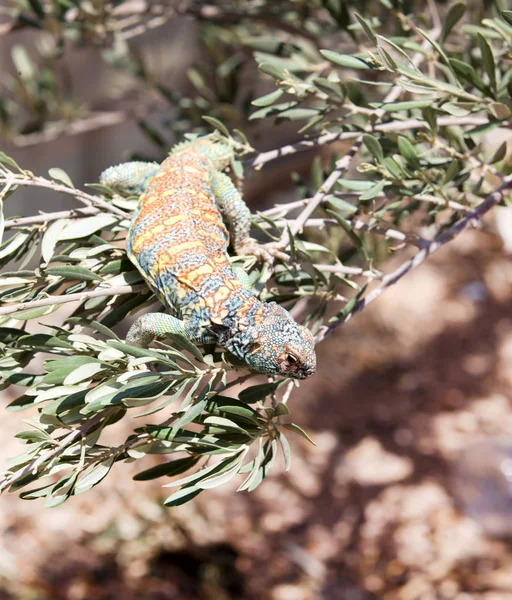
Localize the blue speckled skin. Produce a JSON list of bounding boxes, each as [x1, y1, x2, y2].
[[100, 136, 316, 379]]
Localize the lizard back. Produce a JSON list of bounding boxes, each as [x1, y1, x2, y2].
[[126, 142, 252, 326]]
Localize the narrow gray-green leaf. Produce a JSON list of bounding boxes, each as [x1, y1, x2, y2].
[[489, 141, 507, 164], [58, 215, 118, 240], [282, 422, 316, 445], [320, 50, 373, 70], [354, 12, 377, 44], [202, 116, 230, 138], [440, 2, 467, 44], [477, 33, 497, 94], [397, 136, 420, 169], [75, 458, 114, 494], [41, 219, 70, 264], [251, 89, 284, 107], [46, 265, 102, 282], [133, 456, 200, 481], [278, 432, 291, 472], [363, 134, 384, 163], [163, 484, 202, 507], [48, 168, 74, 188]]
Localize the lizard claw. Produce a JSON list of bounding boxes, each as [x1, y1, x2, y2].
[[236, 240, 294, 266]]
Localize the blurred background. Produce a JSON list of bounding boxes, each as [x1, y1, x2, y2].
[[2, 1, 512, 598]]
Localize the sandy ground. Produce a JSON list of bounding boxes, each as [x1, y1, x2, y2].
[[2, 227, 512, 600]]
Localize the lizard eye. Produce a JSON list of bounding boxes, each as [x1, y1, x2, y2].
[[248, 341, 262, 355], [286, 352, 299, 364]]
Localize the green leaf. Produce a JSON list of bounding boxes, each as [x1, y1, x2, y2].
[[12, 304, 59, 321], [164, 484, 202, 506], [417, 28, 460, 84], [58, 215, 118, 240], [359, 180, 387, 201], [440, 2, 467, 44], [251, 89, 284, 107], [337, 178, 377, 191], [354, 12, 377, 44], [320, 50, 373, 70], [326, 210, 368, 258], [63, 362, 105, 385], [41, 219, 70, 264], [75, 458, 114, 495], [397, 136, 420, 169], [363, 134, 384, 163], [278, 432, 291, 471], [503, 11, 512, 26], [276, 108, 320, 122], [133, 456, 200, 481], [258, 62, 285, 79], [249, 101, 298, 121], [379, 99, 433, 112], [203, 416, 248, 432], [0, 151, 22, 172], [46, 265, 102, 282], [449, 58, 491, 96], [48, 168, 73, 188], [0, 232, 29, 260], [107, 340, 177, 366], [45, 356, 101, 372], [282, 423, 316, 445], [164, 332, 204, 362], [196, 453, 245, 489], [238, 381, 284, 404], [489, 141, 507, 164], [44, 473, 78, 508], [202, 116, 230, 138], [477, 33, 497, 94], [325, 195, 357, 213]]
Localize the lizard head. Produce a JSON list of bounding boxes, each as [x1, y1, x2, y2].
[[217, 302, 316, 380]]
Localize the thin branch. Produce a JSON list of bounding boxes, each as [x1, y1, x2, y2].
[[245, 115, 499, 170], [4, 207, 100, 229], [316, 174, 512, 342], [12, 111, 133, 147], [0, 284, 148, 316], [0, 410, 114, 494], [0, 172, 127, 218]]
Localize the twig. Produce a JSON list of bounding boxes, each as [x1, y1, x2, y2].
[[0, 410, 114, 494], [13, 111, 131, 147], [0, 173, 127, 218], [0, 284, 148, 316], [4, 207, 100, 229], [245, 115, 500, 170], [314, 264, 380, 277], [316, 174, 512, 342]]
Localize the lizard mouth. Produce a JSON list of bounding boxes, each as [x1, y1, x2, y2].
[[290, 363, 316, 380]]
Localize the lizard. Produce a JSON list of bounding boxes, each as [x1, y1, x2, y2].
[[99, 134, 316, 380]]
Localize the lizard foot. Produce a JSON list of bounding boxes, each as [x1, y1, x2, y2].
[[236, 240, 293, 266]]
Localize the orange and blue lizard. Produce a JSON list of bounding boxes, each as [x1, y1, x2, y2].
[[100, 135, 316, 380]]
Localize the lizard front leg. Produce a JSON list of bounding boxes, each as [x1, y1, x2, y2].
[[209, 170, 290, 265], [127, 313, 215, 346], [126, 313, 215, 370]]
